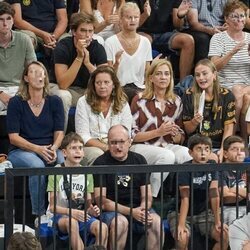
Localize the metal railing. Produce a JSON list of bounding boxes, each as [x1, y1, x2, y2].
[[4, 162, 250, 249]]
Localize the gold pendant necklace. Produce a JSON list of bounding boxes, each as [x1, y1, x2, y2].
[[28, 99, 44, 108]]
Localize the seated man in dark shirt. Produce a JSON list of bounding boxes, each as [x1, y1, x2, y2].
[[50, 12, 107, 130], [93, 125, 163, 250], [7, 0, 68, 49]]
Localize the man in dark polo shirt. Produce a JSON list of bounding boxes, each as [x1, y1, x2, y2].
[[50, 12, 107, 130]]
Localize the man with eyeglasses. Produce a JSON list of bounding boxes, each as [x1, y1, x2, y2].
[[49, 12, 107, 131], [93, 124, 163, 250]]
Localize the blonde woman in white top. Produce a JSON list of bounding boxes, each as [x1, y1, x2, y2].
[[105, 2, 152, 103]]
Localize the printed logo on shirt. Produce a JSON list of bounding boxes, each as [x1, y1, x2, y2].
[[23, 0, 31, 6], [117, 175, 131, 187], [193, 173, 212, 185]]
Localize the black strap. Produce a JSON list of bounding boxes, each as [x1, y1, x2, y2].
[[62, 164, 78, 209]]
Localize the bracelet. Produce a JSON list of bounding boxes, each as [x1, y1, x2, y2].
[[75, 57, 83, 62]]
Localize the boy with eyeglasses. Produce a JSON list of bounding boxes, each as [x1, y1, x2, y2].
[[93, 124, 163, 250], [220, 135, 247, 225], [47, 132, 108, 250]]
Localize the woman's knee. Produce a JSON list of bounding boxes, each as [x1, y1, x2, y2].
[[8, 150, 45, 168], [232, 86, 244, 99]]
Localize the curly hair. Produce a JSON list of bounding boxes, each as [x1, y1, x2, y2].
[[7, 232, 42, 250], [142, 59, 176, 101], [85, 65, 127, 114], [17, 61, 49, 101]]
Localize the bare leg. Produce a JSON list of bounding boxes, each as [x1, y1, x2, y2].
[[174, 231, 189, 250], [171, 33, 195, 80], [147, 213, 165, 250], [109, 215, 128, 250], [90, 220, 108, 248], [211, 226, 229, 250], [58, 217, 84, 250], [232, 85, 250, 143], [243, 241, 250, 250], [232, 85, 244, 133], [240, 93, 250, 144]]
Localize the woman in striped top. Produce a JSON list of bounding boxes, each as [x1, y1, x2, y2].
[[208, 0, 250, 142]]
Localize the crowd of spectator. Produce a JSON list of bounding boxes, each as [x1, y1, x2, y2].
[[0, 0, 250, 249]]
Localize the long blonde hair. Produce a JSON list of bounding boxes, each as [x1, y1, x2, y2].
[[193, 59, 220, 114], [86, 65, 127, 114], [142, 59, 176, 101], [17, 61, 49, 101]]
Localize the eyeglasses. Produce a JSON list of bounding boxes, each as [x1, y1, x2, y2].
[[109, 139, 129, 146], [68, 146, 84, 151], [228, 13, 246, 21], [228, 147, 245, 153]]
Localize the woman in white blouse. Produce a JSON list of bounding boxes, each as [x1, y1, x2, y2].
[[75, 65, 132, 165]]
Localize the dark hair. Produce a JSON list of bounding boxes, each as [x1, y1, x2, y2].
[[70, 11, 95, 31], [0, 2, 15, 16], [188, 134, 212, 150], [86, 65, 127, 114], [223, 135, 245, 151], [60, 132, 84, 149], [7, 232, 42, 250]]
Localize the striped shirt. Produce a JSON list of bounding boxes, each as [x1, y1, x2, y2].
[[208, 31, 250, 88], [191, 0, 227, 27]]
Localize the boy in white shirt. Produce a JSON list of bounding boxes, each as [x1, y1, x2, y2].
[[47, 132, 108, 250]]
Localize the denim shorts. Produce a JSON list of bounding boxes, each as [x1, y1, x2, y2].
[[151, 30, 179, 53], [53, 214, 97, 242], [101, 209, 156, 234]]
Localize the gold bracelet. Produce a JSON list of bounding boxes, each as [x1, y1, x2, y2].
[[75, 57, 83, 62]]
